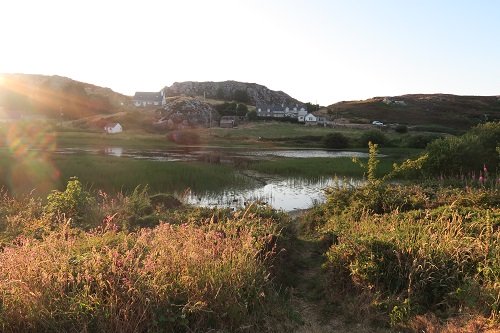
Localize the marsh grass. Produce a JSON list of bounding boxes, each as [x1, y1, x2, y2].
[[247, 157, 396, 178], [0, 152, 255, 196]]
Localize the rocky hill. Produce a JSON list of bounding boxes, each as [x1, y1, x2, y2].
[[0, 74, 131, 120], [164, 80, 302, 107], [154, 96, 219, 130], [326, 94, 500, 130]]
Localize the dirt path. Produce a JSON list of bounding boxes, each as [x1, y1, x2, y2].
[[288, 211, 388, 333]]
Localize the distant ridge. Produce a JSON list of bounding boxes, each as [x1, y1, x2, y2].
[[326, 93, 500, 129]]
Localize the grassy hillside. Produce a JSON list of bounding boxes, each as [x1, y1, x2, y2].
[[0, 74, 132, 120], [326, 94, 500, 130]]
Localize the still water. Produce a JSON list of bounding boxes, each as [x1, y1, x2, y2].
[[185, 177, 360, 212], [55, 147, 366, 211]]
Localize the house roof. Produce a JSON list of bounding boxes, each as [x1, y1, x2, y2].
[[256, 103, 307, 112], [133, 92, 163, 102], [104, 123, 120, 128]]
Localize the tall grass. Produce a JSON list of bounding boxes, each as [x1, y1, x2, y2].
[[310, 182, 500, 328], [0, 184, 290, 332]]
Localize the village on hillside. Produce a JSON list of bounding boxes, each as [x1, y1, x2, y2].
[[125, 87, 332, 133]]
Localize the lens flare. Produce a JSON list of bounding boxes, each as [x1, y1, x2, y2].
[[5, 122, 60, 196]]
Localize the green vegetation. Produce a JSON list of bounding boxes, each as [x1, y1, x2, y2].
[[359, 129, 388, 147], [0, 151, 255, 197], [422, 121, 500, 176], [323, 132, 349, 148], [215, 102, 249, 117], [0, 123, 498, 332], [247, 156, 396, 178], [293, 140, 499, 330]]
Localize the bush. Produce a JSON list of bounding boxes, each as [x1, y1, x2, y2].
[[233, 89, 250, 104], [247, 109, 257, 121], [394, 125, 408, 133], [167, 130, 201, 145], [44, 178, 94, 224], [422, 122, 500, 176], [403, 134, 442, 148], [359, 130, 387, 147], [323, 132, 349, 149], [118, 185, 156, 230]]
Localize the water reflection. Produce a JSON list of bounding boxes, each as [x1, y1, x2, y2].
[[246, 150, 372, 158], [55, 147, 371, 162], [186, 177, 361, 212], [104, 147, 123, 157]]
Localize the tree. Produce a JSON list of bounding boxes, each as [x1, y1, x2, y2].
[[359, 130, 387, 146], [247, 110, 257, 121], [304, 102, 320, 112], [215, 87, 225, 100], [233, 89, 250, 104], [236, 103, 248, 116], [323, 133, 349, 148]]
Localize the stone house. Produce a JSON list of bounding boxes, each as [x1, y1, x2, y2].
[[256, 104, 307, 119], [133, 91, 166, 107]]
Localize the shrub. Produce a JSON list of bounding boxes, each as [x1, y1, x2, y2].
[[323, 132, 349, 149], [167, 130, 201, 145], [44, 177, 94, 224], [404, 134, 441, 148], [247, 109, 257, 121], [359, 130, 387, 146], [422, 122, 500, 176], [233, 89, 250, 104], [118, 185, 156, 230], [394, 124, 408, 133]]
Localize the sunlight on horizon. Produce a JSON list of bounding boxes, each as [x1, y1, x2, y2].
[[1, 0, 499, 104]]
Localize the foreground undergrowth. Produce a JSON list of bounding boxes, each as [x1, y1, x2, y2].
[[298, 142, 500, 332], [0, 180, 293, 332]]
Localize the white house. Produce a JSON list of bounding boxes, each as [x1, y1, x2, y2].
[[104, 123, 123, 134], [304, 113, 317, 125], [297, 109, 308, 122]]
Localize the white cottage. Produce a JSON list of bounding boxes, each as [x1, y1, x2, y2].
[[304, 113, 317, 125], [104, 123, 123, 134], [297, 110, 308, 122]]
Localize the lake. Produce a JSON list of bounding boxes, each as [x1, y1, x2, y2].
[[2, 147, 369, 210], [76, 147, 367, 211], [185, 176, 361, 212]]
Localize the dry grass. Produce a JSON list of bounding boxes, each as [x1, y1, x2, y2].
[[0, 184, 289, 332]]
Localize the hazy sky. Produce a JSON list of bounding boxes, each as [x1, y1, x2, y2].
[[1, 0, 499, 105]]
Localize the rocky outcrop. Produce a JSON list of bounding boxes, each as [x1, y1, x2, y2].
[[154, 96, 219, 130], [163, 81, 302, 106]]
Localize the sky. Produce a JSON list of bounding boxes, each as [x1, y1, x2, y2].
[[1, 0, 499, 106]]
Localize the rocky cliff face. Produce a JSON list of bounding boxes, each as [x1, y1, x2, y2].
[[154, 96, 219, 130], [164, 81, 302, 106]]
